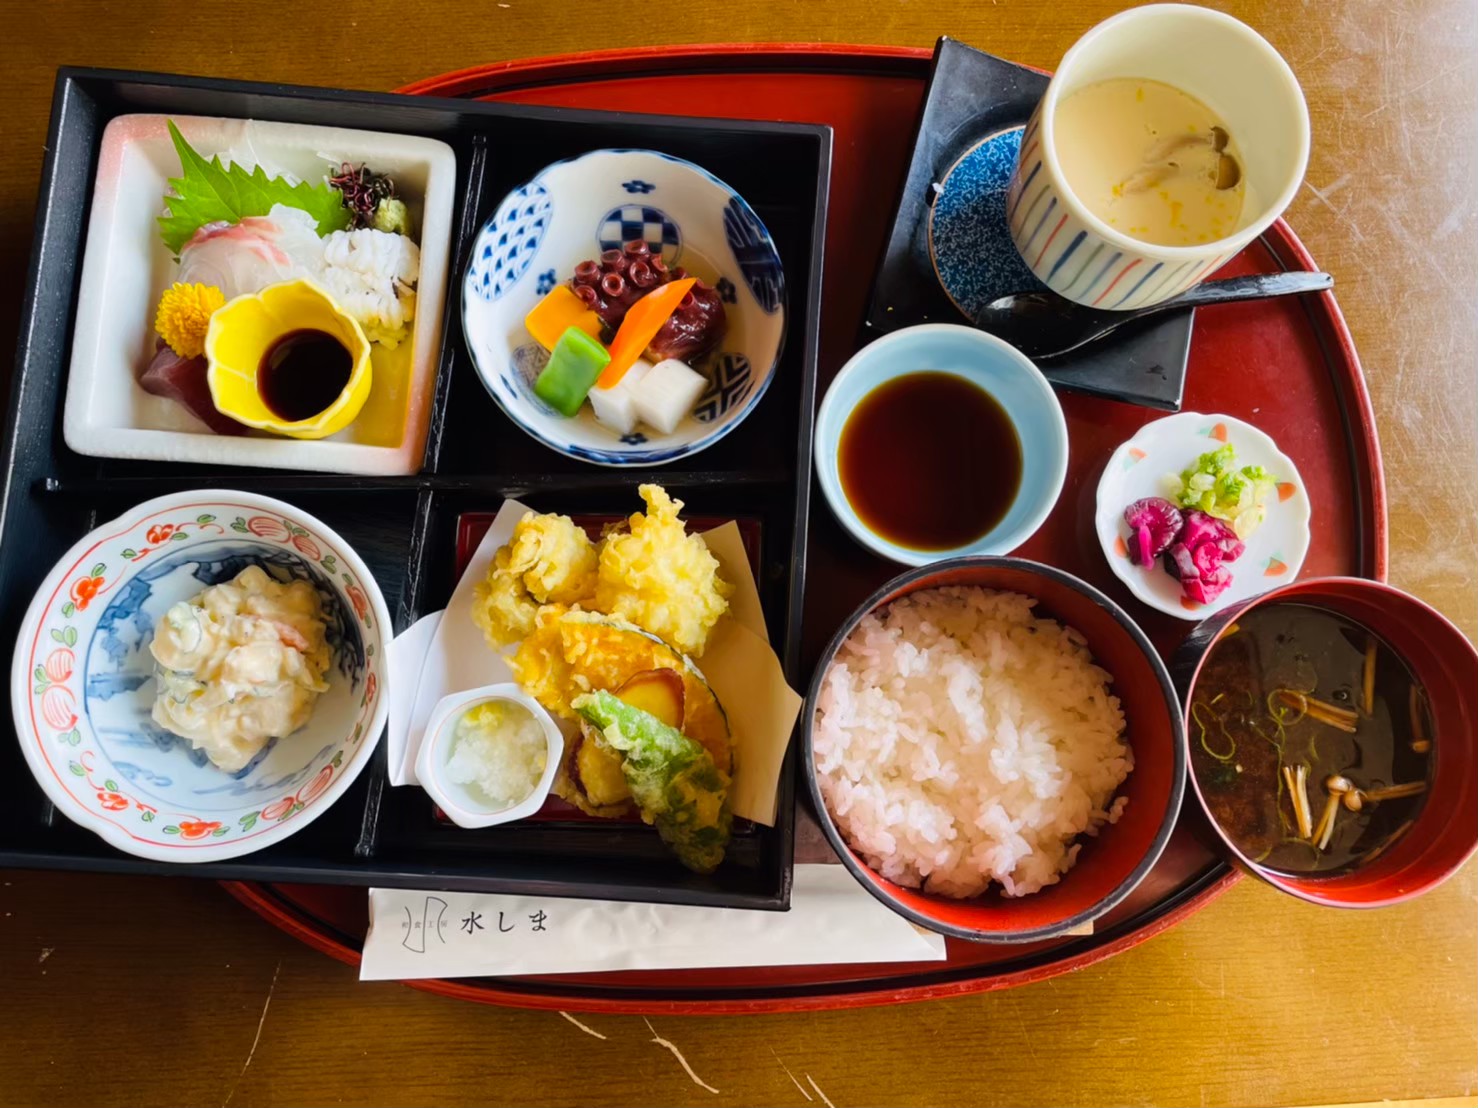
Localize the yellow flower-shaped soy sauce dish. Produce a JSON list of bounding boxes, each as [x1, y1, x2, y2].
[[206, 279, 372, 439]]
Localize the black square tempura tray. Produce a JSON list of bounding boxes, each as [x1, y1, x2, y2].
[[0, 68, 832, 911]]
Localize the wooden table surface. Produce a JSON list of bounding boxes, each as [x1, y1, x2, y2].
[[1, 1, 1474, 1105]]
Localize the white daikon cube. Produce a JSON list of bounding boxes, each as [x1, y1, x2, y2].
[[588, 359, 652, 435], [632, 358, 707, 434]]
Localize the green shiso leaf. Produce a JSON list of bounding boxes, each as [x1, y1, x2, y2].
[[157, 120, 350, 255]]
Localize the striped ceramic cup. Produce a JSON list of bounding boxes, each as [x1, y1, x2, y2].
[[1006, 4, 1308, 310]]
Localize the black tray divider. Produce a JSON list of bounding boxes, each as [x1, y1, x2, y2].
[[420, 131, 490, 476], [37, 470, 797, 499], [352, 484, 441, 862], [769, 124, 834, 906]]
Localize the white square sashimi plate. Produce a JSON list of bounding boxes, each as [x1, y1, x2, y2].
[[62, 114, 455, 475]]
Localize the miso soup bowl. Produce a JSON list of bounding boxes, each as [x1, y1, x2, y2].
[[1173, 578, 1478, 907], [803, 557, 1185, 943], [1007, 4, 1309, 308]]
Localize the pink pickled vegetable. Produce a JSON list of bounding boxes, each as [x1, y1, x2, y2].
[[1123, 497, 1183, 566], [1191, 541, 1226, 579], [1130, 501, 1245, 605], [1165, 542, 1198, 581], [1181, 564, 1232, 605], [1178, 509, 1244, 559], [139, 340, 247, 436]]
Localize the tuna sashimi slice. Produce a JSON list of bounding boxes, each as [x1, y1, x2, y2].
[[139, 341, 248, 436]]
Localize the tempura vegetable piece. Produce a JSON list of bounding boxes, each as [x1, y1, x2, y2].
[[595, 485, 731, 656], [573, 689, 732, 874], [511, 612, 731, 763], [565, 721, 638, 817], [470, 557, 541, 648], [470, 512, 598, 648], [614, 669, 685, 729], [504, 511, 598, 605], [506, 604, 575, 710], [510, 612, 732, 820]]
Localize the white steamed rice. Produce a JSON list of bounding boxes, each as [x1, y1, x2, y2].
[[813, 586, 1132, 898]]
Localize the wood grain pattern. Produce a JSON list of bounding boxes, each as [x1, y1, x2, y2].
[[0, 1, 1474, 1106]]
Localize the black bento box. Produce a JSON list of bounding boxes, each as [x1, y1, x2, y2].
[[0, 69, 832, 910]]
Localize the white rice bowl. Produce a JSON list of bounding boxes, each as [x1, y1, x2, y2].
[[812, 586, 1133, 898]]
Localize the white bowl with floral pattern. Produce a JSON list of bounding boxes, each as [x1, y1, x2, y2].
[[9, 490, 390, 862], [1095, 412, 1311, 620]]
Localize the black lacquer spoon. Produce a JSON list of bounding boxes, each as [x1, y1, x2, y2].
[[974, 271, 1334, 360]]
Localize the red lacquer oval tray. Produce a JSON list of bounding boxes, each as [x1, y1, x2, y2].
[[223, 44, 1386, 1014]]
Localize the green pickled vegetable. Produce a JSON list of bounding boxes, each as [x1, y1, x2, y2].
[[534, 327, 611, 417], [572, 689, 732, 874], [1166, 443, 1277, 538]]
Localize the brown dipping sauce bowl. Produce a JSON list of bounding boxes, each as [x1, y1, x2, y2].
[[1171, 577, 1478, 907]]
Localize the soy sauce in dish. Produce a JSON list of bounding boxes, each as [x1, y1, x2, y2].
[[259, 329, 353, 422], [1188, 603, 1431, 876], [838, 371, 1022, 551]]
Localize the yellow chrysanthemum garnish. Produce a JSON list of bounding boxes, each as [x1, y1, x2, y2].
[[154, 282, 225, 357]]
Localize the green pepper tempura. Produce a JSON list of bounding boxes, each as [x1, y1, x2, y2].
[[572, 689, 733, 874], [1167, 443, 1276, 539]]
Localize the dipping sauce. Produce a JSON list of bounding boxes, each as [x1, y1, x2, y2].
[[1055, 78, 1246, 247], [1189, 603, 1430, 875], [259, 328, 353, 422], [838, 372, 1021, 551]]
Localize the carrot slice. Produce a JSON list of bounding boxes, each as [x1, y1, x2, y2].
[[597, 277, 696, 388]]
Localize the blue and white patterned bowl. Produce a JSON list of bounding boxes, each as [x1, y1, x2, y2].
[[463, 149, 786, 466], [9, 491, 391, 863]]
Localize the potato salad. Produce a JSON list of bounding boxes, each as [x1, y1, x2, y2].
[[150, 565, 331, 771]]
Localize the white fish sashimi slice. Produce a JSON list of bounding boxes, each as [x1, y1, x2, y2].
[[176, 204, 324, 300]]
